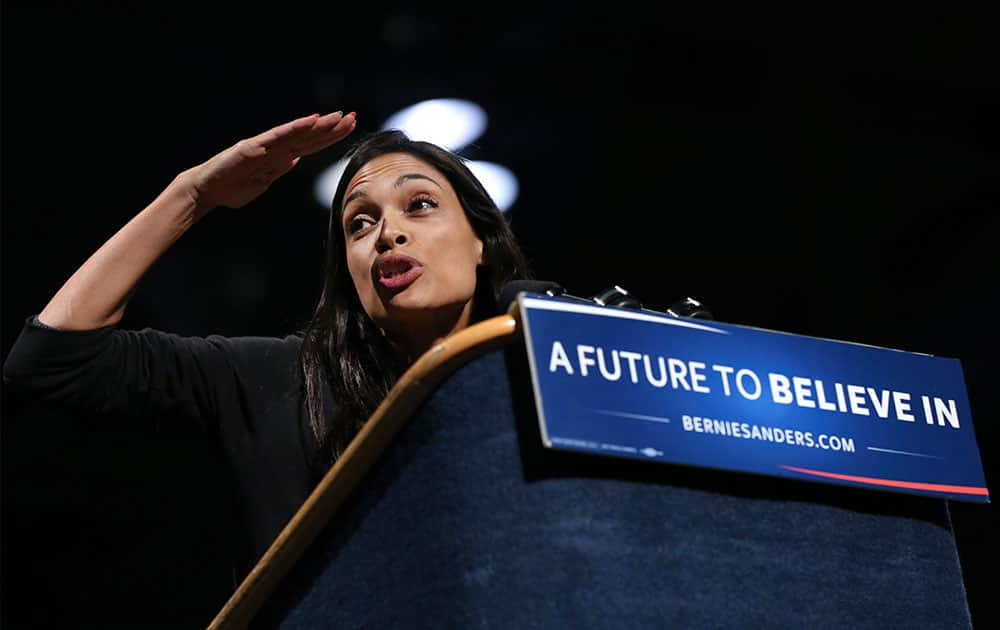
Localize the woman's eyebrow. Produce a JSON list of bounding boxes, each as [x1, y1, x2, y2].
[[395, 173, 442, 189], [343, 173, 442, 209], [343, 189, 368, 208]]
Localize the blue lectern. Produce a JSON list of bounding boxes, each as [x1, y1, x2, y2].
[[213, 314, 974, 629]]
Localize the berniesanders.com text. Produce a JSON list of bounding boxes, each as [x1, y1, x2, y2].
[[681, 414, 856, 452]]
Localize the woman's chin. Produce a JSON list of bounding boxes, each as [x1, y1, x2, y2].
[[383, 293, 432, 314], [381, 298, 471, 329]]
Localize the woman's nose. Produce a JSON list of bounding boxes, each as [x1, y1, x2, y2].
[[375, 219, 408, 253]]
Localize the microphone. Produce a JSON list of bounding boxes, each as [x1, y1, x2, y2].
[[590, 285, 643, 309], [497, 280, 568, 314], [665, 296, 714, 320], [498, 280, 714, 321], [590, 286, 714, 320]]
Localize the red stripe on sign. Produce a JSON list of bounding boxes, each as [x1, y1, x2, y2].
[[780, 465, 989, 496]]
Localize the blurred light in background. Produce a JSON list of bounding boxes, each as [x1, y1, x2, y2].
[[465, 160, 519, 212], [314, 159, 348, 211], [381, 98, 488, 150], [314, 99, 519, 212]]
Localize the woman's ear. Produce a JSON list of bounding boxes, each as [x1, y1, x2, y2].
[[475, 238, 485, 266]]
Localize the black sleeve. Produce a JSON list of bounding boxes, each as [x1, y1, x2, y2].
[[3, 315, 239, 428]]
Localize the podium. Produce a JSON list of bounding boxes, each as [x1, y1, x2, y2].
[[210, 314, 973, 628]]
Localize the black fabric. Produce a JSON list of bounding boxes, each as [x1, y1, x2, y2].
[[263, 348, 973, 629], [2, 315, 325, 576]]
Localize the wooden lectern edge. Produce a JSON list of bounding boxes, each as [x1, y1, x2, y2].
[[208, 313, 521, 629]]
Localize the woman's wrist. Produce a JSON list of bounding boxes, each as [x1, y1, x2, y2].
[[168, 168, 214, 224]]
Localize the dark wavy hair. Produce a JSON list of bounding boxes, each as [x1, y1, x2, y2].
[[299, 130, 530, 471]]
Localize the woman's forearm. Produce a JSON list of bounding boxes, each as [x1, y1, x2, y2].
[[37, 172, 206, 330], [36, 111, 355, 331]]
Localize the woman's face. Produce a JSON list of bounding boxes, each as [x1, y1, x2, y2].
[[341, 152, 484, 345]]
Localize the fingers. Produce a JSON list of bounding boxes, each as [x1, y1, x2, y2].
[[249, 110, 357, 165], [312, 110, 348, 130], [253, 113, 323, 148], [296, 112, 357, 156]]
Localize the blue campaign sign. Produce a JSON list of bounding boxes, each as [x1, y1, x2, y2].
[[517, 293, 990, 503]]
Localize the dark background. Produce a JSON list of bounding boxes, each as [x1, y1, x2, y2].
[[3, 4, 997, 628]]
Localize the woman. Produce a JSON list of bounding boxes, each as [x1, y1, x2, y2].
[[2, 110, 531, 576]]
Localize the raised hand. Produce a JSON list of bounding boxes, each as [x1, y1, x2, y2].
[[182, 111, 357, 213]]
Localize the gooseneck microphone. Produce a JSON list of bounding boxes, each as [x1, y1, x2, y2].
[[497, 280, 573, 314], [497, 280, 714, 321], [664, 296, 714, 320], [590, 285, 643, 309]]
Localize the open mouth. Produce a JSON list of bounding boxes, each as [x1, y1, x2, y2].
[[375, 254, 424, 289], [381, 259, 413, 279]]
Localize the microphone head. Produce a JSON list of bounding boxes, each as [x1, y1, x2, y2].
[[497, 280, 566, 314], [667, 297, 714, 320], [590, 285, 643, 310]]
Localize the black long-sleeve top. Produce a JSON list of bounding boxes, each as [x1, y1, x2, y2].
[[2, 314, 328, 576]]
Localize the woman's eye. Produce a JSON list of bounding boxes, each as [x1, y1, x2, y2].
[[408, 197, 438, 212], [347, 215, 374, 234]]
